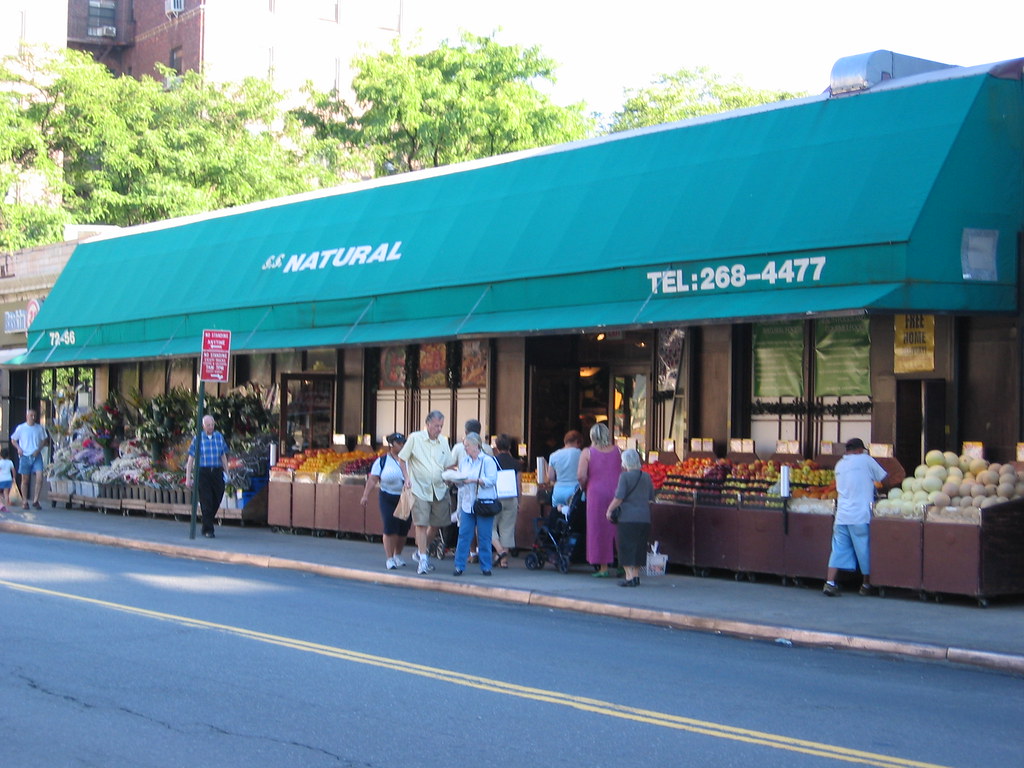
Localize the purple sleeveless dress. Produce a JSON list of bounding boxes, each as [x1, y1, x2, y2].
[[585, 447, 622, 565]]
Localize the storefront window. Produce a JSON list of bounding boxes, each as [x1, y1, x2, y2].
[[281, 373, 334, 455], [305, 348, 335, 372]]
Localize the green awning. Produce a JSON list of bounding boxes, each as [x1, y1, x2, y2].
[[13, 63, 1023, 366]]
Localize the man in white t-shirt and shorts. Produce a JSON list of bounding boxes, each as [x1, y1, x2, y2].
[[11, 409, 49, 510], [823, 437, 887, 597]]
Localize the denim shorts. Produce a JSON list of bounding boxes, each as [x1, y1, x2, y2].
[[18, 454, 43, 475], [828, 523, 870, 574]]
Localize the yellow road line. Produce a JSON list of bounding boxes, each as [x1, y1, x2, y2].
[[1, 578, 952, 768]]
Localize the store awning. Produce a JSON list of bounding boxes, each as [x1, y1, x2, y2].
[[12, 62, 1022, 366]]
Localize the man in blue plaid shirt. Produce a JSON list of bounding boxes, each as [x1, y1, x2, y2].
[[185, 415, 230, 538]]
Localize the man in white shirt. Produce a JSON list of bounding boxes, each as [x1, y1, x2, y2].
[[823, 437, 887, 597], [398, 411, 452, 574], [11, 409, 49, 509]]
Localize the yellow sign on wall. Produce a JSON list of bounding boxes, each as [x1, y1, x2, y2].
[[894, 314, 935, 373]]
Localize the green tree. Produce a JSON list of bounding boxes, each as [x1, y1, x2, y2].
[[0, 48, 360, 246], [606, 67, 805, 133], [297, 33, 594, 175]]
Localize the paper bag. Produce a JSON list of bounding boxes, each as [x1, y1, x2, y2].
[[394, 487, 415, 520]]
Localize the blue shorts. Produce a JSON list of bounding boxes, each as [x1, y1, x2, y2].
[[828, 523, 870, 574], [0, 480, 11, 489], [18, 454, 43, 475]]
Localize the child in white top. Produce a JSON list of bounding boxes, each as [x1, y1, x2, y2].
[[0, 448, 15, 511]]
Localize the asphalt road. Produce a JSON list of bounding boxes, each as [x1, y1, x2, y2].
[[0, 535, 1020, 768]]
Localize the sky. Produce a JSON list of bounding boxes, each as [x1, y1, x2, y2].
[[402, 0, 1023, 116]]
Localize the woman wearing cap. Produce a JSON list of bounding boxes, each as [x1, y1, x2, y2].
[[361, 432, 411, 570]]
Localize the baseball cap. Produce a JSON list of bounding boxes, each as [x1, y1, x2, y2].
[[844, 437, 866, 451], [387, 432, 406, 444]]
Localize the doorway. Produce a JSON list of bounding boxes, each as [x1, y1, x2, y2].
[[895, 379, 947, 472]]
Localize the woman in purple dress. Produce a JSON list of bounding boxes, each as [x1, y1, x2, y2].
[[577, 423, 622, 577]]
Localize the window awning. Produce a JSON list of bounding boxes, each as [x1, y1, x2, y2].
[[11, 63, 1022, 366]]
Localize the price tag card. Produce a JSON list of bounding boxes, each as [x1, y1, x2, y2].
[[1017, 443, 1024, 462], [962, 441, 984, 460], [869, 443, 893, 458], [776, 440, 799, 454]]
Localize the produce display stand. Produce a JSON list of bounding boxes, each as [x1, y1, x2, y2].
[[735, 498, 785, 579], [870, 516, 923, 596], [313, 475, 340, 534], [362, 484, 382, 538], [782, 510, 834, 582], [921, 499, 1024, 606], [692, 492, 740, 574], [650, 501, 694, 568], [337, 481, 366, 536], [289, 472, 316, 530], [268, 472, 292, 529]]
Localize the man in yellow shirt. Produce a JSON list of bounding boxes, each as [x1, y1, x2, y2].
[[398, 410, 452, 574]]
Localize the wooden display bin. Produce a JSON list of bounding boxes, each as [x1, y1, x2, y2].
[[870, 517, 923, 592], [736, 507, 785, 577], [337, 482, 366, 535], [693, 498, 740, 573], [268, 472, 292, 528], [922, 499, 1024, 604], [314, 479, 340, 533], [363, 485, 383, 537], [783, 511, 834, 580], [650, 501, 694, 568], [291, 473, 316, 530]]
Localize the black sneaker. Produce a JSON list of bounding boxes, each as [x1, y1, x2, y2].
[[859, 584, 878, 596], [822, 582, 840, 597]]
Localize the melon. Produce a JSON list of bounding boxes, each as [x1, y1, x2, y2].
[[969, 458, 989, 475], [914, 464, 928, 479], [902, 477, 915, 492], [997, 482, 1015, 498], [947, 467, 964, 481], [943, 451, 959, 468], [985, 484, 998, 496], [989, 463, 1002, 475], [959, 455, 973, 473], [941, 481, 960, 497], [977, 470, 999, 486], [921, 475, 943, 493], [980, 496, 1001, 509], [971, 484, 987, 498], [912, 490, 929, 503], [888, 488, 903, 500], [924, 450, 945, 467], [960, 496, 975, 508], [930, 492, 951, 507], [925, 465, 947, 481]]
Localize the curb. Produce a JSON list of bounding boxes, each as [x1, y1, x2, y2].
[[3, 520, 1022, 676]]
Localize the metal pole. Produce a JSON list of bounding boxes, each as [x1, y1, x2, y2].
[[188, 382, 205, 539]]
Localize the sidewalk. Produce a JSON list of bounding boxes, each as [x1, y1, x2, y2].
[[1, 503, 1022, 675]]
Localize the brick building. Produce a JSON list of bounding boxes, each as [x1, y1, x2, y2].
[[68, 0, 402, 99]]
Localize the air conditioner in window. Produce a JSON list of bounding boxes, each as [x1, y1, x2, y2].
[[165, 0, 185, 13], [88, 26, 117, 37]]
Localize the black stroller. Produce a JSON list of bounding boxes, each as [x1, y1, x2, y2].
[[524, 486, 584, 573]]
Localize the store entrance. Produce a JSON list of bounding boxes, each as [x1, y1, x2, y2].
[[895, 379, 946, 472], [280, 373, 335, 456]]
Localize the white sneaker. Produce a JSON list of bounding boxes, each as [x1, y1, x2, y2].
[[386, 557, 396, 570], [412, 551, 420, 562], [417, 555, 432, 574], [392, 555, 407, 568]]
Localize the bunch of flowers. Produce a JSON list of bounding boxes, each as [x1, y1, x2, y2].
[[78, 396, 125, 449], [91, 439, 154, 485]]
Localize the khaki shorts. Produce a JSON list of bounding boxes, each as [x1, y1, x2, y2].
[[411, 495, 451, 528]]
